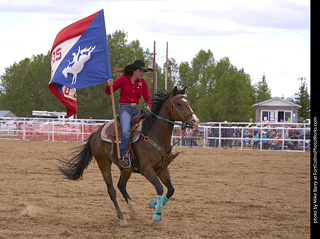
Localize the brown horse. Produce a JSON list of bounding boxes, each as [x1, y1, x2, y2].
[[58, 86, 200, 226]]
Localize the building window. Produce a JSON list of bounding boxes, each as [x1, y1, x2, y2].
[[262, 111, 268, 121], [269, 111, 275, 121], [261, 111, 276, 122], [261, 110, 292, 122], [285, 112, 291, 122]]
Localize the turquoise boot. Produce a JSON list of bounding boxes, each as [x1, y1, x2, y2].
[[152, 195, 163, 222], [149, 195, 169, 209]]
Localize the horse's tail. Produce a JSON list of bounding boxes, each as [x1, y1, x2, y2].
[[57, 132, 95, 180]]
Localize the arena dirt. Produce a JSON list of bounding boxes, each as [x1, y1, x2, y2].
[[0, 140, 310, 238]]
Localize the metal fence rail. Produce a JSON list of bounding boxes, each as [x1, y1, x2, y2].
[[172, 122, 310, 152], [0, 118, 310, 152]]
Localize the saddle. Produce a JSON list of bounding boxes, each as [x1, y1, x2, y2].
[[101, 114, 145, 144]]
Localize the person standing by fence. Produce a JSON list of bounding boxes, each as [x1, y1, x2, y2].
[[247, 124, 254, 146], [191, 127, 199, 147], [253, 131, 259, 150], [185, 128, 192, 147], [262, 131, 268, 150]]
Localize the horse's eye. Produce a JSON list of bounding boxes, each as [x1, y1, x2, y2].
[[177, 103, 181, 107]]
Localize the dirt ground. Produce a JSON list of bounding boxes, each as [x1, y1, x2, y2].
[[0, 140, 310, 238]]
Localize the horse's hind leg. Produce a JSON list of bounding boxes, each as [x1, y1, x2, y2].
[[117, 171, 137, 219], [95, 156, 127, 227]]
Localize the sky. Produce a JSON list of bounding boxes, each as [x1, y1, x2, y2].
[[0, 0, 310, 98]]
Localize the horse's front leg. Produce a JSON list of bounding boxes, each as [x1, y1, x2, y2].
[[149, 167, 174, 209], [142, 167, 164, 225], [117, 170, 137, 220]]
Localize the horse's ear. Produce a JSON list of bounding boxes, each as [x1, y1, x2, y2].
[[181, 86, 187, 94], [172, 86, 178, 96]]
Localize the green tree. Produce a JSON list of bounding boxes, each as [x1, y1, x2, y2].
[[294, 81, 310, 120], [156, 58, 179, 92], [254, 74, 272, 103], [0, 52, 65, 117], [178, 50, 215, 121], [213, 70, 254, 122], [192, 55, 255, 122]]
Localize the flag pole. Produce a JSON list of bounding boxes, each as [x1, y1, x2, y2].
[[110, 85, 121, 161]]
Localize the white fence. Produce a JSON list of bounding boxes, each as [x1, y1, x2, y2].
[[172, 122, 310, 152], [0, 118, 311, 152]]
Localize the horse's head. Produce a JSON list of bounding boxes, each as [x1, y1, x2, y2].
[[170, 86, 200, 128]]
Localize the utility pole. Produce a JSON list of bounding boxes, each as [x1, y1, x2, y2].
[[153, 41, 156, 97], [165, 42, 168, 91]]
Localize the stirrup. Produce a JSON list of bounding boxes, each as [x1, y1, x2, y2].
[[119, 155, 131, 169]]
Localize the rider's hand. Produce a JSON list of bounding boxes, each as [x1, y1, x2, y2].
[[107, 79, 113, 86]]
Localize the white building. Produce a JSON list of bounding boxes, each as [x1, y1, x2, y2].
[[253, 97, 301, 123]]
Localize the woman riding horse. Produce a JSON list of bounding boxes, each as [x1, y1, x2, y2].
[[58, 86, 199, 226], [105, 59, 152, 168]]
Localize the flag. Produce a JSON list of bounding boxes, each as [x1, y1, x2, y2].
[[49, 9, 112, 117]]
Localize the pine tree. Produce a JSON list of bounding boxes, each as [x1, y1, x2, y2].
[[254, 74, 272, 103], [294, 80, 310, 120]]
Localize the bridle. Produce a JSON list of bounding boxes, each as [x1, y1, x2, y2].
[[144, 94, 195, 128], [170, 94, 196, 126]]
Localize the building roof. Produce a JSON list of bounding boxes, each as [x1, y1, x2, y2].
[[252, 97, 301, 108], [0, 110, 17, 118]]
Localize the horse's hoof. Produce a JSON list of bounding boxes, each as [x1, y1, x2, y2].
[[130, 212, 136, 220], [153, 219, 162, 226], [152, 213, 162, 225], [120, 219, 128, 227], [149, 199, 157, 209]]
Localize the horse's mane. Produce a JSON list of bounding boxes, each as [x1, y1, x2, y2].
[[142, 88, 185, 133]]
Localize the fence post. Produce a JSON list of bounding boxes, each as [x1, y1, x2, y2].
[[260, 124, 263, 150], [218, 123, 221, 148], [240, 127, 243, 150], [81, 120, 84, 142], [281, 128, 284, 150], [23, 118, 26, 140], [303, 125, 306, 152]]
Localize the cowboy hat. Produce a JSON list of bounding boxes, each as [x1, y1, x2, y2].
[[125, 59, 153, 72]]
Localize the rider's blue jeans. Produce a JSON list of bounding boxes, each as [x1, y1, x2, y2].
[[118, 106, 140, 158]]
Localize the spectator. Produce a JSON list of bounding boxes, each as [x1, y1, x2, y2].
[[242, 125, 247, 147], [213, 124, 220, 148], [208, 124, 215, 147], [87, 117, 96, 123], [234, 125, 241, 146], [221, 122, 228, 148], [253, 131, 259, 150], [227, 123, 233, 148], [185, 128, 192, 147], [247, 124, 254, 146], [262, 131, 268, 150], [191, 127, 199, 147], [175, 126, 181, 145]]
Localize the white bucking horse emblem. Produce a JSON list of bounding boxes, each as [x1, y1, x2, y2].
[[62, 46, 96, 85]]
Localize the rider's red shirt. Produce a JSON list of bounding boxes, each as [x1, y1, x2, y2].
[[105, 74, 152, 107]]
